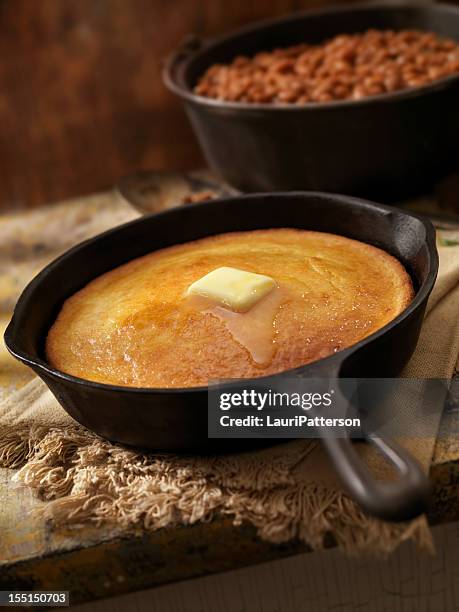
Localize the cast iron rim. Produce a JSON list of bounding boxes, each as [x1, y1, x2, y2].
[[163, 2, 459, 112], [4, 192, 439, 395]]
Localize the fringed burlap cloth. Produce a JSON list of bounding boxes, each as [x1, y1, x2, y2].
[[1, 194, 459, 555]]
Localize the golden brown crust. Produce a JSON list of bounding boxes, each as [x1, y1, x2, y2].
[[46, 229, 414, 388]]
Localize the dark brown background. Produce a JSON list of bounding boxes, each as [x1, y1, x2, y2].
[[0, 0, 361, 211]]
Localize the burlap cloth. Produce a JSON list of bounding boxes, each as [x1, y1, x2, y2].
[[1, 193, 458, 555]]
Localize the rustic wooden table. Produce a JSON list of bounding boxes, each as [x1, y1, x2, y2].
[[0, 178, 458, 606]]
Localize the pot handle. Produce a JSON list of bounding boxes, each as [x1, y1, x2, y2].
[[319, 432, 430, 522]]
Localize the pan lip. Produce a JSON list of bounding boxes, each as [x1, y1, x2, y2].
[[163, 1, 459, 112], [4, 191, 439, 396]]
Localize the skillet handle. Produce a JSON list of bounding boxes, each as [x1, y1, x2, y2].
[[320, 433, 430, 522]]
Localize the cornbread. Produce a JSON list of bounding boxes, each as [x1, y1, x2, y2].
[[46, 229, 414, 388]]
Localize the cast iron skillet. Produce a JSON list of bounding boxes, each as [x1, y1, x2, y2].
[[164, 2, 459, 201], [4, 193, 438, 522]]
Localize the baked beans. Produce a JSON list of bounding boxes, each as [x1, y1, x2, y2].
[[194, 29, 459, 104]]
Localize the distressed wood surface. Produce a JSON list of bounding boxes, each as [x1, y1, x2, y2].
[[0, 181, 458, 606], [71, 521, 459, 612]]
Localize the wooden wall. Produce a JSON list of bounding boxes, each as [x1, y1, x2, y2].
[[0, 0, 355, 211]]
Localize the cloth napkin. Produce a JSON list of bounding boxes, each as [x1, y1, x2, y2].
[[1, 194, 458, 555]]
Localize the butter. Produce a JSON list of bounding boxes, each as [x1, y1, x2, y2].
[[187, 266, 276, 312]]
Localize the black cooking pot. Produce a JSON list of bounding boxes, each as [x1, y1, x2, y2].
[[164, 2, 459, 201], [4, 193, 438, 522]]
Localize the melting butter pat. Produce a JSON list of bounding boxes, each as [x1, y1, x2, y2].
[[187, 266, 276, 312]]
